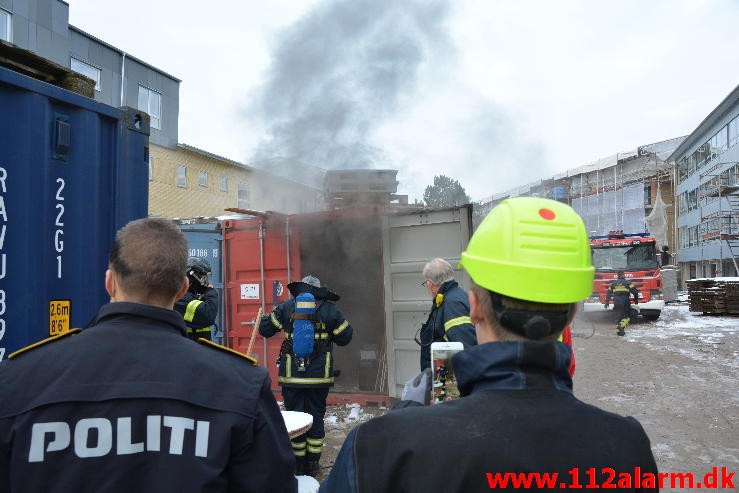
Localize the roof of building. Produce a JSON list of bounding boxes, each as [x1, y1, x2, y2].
[[177, 143, 254, 171], [667, 84, 739, 162], [69, 25, 181, 83]]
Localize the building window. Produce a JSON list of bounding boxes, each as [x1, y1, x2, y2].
[[138, 85, 162, 130], [177, 165, 187, 188], [148, 155, 153, 181], [237, 183, 250, 209], [729, 116, 739, 148], [70, 58, 101, 91], [0, 9, 10, 42], [198, 171, 208, 187], [220, 176, 228, 192]]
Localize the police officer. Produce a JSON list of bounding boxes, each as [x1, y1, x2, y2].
[[417, 258, 477, 370], [259, 275, 353, 477], [0, 218, 296, 492], [174, 256, 218, 341], [605, 271, 640, 336]]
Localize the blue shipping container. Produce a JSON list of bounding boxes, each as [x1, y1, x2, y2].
[[175, 219, 225, 344], [0, 65, 149, 360]]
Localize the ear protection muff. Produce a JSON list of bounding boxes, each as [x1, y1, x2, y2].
[[435, 293, 444, 308], [490, 292, 571, 339]]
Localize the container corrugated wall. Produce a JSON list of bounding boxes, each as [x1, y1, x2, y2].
[[223, 214, 300, 391], [0, 65, 149, 360]]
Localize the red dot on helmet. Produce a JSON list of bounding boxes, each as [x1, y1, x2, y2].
[[539, 208, 556, 220]]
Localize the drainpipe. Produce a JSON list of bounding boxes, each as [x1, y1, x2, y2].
[[120, 51, 126, 107]]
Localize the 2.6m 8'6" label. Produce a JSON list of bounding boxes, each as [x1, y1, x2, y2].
[[49, 300, 71, 336]]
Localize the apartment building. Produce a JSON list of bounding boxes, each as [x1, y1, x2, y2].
[[2, 0, 323, 218], [668, 85, 739, 279]]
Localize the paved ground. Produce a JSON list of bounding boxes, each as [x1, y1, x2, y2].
[[314, 302, 738, 490]]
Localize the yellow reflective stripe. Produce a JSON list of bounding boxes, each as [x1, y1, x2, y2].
[[291, 441, 306, 450], [279, 376, 334, 384], [286, 354, 292, 378], [307, 445, 323, 453], [324, 352, 331, 379], [306, 438, 323, 446], [444, 316, 471, 332], [333, 320, 349, 336], [296, 301, 316, 309], [184, 300, 202, 323], [194, 327, 211, 333], [270, 312, 283, 330], [556, 333, 563, 342], [293, 449, 306, 457]]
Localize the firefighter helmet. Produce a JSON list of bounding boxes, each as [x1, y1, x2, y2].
[[460, 197, 594, 304], [187, 257, 211, 276]]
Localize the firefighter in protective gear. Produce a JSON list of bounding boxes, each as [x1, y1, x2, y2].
[[259, 275, 353, 477], [417, 258, 477, 370], [605, 271, 639, 336], [174, 257, 218, 341], [321, 197, 658, 493]]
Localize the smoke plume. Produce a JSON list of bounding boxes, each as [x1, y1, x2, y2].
[[248, 0, 453, 170]]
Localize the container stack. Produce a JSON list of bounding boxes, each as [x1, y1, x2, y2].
[[686, 277, 739, 314]]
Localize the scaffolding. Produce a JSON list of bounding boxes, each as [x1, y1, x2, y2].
[[698, 162, 739, 275]]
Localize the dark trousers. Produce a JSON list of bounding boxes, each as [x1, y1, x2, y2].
[[613, 296, 634, 328], [282, 386, 329, 464]]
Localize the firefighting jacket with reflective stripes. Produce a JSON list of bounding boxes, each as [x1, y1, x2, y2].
[[174, 287, 218, 336], [259, 298, 353, 388], [0, 302, 296, 493], [605, 279, 639, 304], [419, 280, 477, 370]]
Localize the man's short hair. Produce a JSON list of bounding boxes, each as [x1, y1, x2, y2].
[[109, 218, 188, 302], [470, 283, 572, 342], [423, 258, 455, 286]]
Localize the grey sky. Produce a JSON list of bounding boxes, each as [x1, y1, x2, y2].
[[69, 0, 739, 202]]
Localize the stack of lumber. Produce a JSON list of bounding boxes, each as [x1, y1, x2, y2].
[[686, 277, 739, 314]]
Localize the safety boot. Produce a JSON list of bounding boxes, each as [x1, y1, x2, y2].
[[617, 318, 628, 336]]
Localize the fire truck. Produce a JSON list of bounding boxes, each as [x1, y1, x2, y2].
[[583, 231, 665, 321]]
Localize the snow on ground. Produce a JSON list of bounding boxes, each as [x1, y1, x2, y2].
[[325, 402, 386, 430], [626, 302, 738, 370]]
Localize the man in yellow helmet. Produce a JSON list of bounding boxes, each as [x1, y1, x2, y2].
[[320, 198, 658, 493]]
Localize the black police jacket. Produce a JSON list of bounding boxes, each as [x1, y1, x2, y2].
[[0, 302, 296, 493], [321, 341, 658, 493], [259, 298, 352, 388]]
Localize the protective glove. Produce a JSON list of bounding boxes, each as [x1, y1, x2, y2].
[[401, 368, 433, 406]]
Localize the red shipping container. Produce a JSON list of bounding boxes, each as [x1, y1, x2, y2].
[[223, 213, 300, 392]]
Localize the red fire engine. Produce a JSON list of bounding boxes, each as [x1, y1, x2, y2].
[[583, 231, 664, 321]]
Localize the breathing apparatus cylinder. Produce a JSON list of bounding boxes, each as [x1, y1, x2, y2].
[[292, 292, 316, 371]]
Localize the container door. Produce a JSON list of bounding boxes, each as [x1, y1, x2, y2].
[[0, 66, 149, 360], [223, 215, 300, 391], [382, 205, 473, 397], [177, 221, 225, 344]]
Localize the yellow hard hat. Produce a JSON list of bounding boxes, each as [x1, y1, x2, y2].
[[460, 197, 594, 304]]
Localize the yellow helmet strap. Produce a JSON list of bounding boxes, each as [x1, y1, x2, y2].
[[490, 292, 571, 339]]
